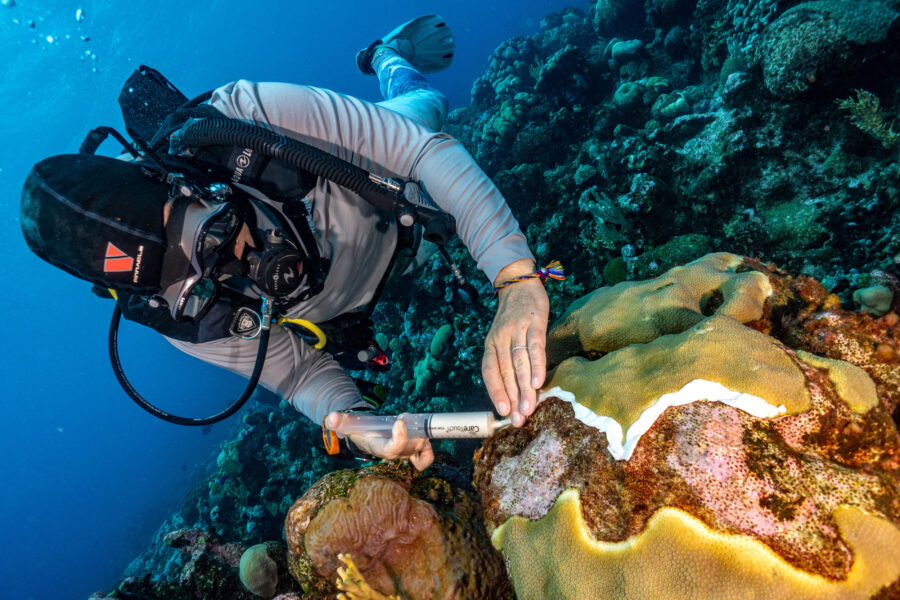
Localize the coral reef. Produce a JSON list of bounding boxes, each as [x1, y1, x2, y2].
[[283, 461, 509, 600], [90, 529, 258, 599], [240, 542, 294, 598], [97, 0, 900, 596], [413, 324, 454, 396], [546, 253, 773, 363], [474, 255, 900, 599], [744, 257, 900, 417], [837, 89, 900, 149], [757, 0, 898, 98]]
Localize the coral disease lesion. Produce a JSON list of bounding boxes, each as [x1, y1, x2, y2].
[[474, 253, 900, 599]]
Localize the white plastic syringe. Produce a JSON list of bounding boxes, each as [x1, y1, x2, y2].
[[332, 411, 512, 439]]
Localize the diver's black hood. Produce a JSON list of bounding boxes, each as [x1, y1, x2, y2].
[[20, 154, 168, 294]]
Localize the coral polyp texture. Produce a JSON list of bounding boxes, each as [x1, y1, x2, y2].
[[283, 462, 509, 600], [473, 253, 900, 600], [545, 252, 773, 365]]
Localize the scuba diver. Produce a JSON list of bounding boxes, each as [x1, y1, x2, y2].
[[20, 15, 552, 470]]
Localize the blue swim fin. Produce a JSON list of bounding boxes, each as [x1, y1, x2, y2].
[[357, 14, 455, 75]]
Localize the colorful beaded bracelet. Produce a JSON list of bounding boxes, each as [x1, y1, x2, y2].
[[493, 260, 565, 293]]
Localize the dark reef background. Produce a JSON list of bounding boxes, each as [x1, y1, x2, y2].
[[0, 1, 578, 599], [1, 0, 897, 597]]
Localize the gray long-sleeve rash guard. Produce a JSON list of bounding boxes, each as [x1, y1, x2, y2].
[[168, 80, 533, 425]]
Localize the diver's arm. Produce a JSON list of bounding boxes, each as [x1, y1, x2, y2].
[[166, 327, 368, 425], [168, 330, 435, 466], [207, 80, 545, 428], [206, 80, 534, 283], [407, 137, 535, 282]]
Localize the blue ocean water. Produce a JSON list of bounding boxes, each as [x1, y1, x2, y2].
[[0, 1, 576, 597]]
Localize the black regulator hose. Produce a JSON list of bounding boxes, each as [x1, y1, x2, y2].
[[108, 303, 270, 426], [182, 118, 391, 203], [177, 118, 456, 244]]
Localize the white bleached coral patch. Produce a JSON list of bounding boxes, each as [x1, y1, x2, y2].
[[539, 380, 786, 461]]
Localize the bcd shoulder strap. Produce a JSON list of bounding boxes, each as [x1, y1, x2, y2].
[[116, 287, 257, 344]]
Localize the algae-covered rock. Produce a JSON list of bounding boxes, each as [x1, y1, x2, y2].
[[602, 257, 628, 285], [240, 542, 292, 598], [854, 284, 895, 316], [534, 44, 587, 97], [613, 81, 643, 110], [630, 233, 715, 279], [757, 0, 899, 97], [284, 462, 509, 600], [762, 199, 829, 251], [474, 256, 900, 600]]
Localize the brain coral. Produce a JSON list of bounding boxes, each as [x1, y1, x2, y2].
[[284, 462, 509, 600], [756, 0, 899, 97], [474, 253, 900, 600], [239, 543, 279, 598]]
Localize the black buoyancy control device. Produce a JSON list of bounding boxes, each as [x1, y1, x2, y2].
[[71, 66, 477, 426]]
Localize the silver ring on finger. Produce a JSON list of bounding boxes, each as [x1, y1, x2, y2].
[[512, 345, 528, 351]]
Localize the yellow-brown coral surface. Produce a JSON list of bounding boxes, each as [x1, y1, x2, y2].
[[473, 253, 900, 600], [546, 252, 773, 365], [494, 490, 900, 600]]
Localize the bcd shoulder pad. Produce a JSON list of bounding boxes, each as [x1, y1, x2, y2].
[[117, 289, 256, 344]]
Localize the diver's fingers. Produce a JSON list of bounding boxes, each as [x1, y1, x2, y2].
[[379, 417, 411, 459], [527, 320, 548, 393], [496, 341, 523, 425], [325, 411, 344, 430], [511, 343, 535, 419], [482, 344, 511, 416], [409, 440, 435, 471]]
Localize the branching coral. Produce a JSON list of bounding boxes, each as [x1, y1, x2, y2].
[[335, 554, 400, 600], [528, 56, 545, 82], [837, 89, 899, 149]]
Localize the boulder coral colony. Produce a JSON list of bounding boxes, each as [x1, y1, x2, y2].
[[90, 0, 899, 598], [474, 253, 900, 599]]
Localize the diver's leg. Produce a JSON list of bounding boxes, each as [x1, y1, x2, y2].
[[373, 50, 445, 269], [372, 48, 448, 131]]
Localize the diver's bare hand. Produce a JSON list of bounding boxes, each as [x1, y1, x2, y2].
[[482, 259, 549, 427], [325, 412, 434, 470]]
